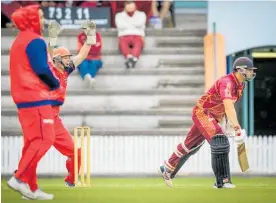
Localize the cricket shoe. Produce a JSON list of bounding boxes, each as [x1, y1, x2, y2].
[[158, 165, 173, 188], [22, 188, 54, 200], [65, 181, 75, 187], [213, 182, 236, 189], [7, 176, 36, 200]]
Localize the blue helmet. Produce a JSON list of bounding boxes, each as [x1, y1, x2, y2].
[[233, 57, 257, 81]]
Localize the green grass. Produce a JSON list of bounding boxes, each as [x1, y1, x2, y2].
[[2, 177, 276, 203]]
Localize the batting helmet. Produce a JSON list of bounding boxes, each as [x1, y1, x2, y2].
[[233, 57, 257, 81], [53, 47, 72, 58]]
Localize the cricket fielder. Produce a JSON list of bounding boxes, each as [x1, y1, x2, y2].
[[19, 20, 96, 200], [49, 20, 96, 187], [7, 5, 60, 200], [159, 57, 257, 188]]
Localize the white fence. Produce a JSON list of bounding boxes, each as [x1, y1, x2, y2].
[[1, 135, 276, 176]]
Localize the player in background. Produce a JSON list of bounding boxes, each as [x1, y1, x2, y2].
[[77, 30, 103, 88], [7, 5, 60, 200], [49, 20, 96, 187], [159, 57, 257, 188]]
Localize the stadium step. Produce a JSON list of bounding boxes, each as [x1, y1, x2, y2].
[[2, 95, 199, 111], [1, 88, 204, 96], [1, 54, 203, 71], [2, 108, 193, 116], [2, 74, 204, 90], [1, 67, 204, 76], [2, 114, 193, 130], [2, 30, 205, 51], [2, 27, 206, 38], [159, 99, 198, 107], [155, 38, 203, 48], [1, 47, 203, 56], [159, 119, 193, 128]]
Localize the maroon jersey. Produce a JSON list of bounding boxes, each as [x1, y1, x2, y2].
[[196, 73, 244, 121]]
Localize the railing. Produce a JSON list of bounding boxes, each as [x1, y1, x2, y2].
[[1, 135, 276, 176]]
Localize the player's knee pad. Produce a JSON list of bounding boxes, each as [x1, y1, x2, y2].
[[171, 141, 205, 179], [210, 135, 231, 188], [210, 134, 230, 154]]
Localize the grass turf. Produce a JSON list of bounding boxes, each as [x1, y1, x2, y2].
[[1, 177, 276, 203]]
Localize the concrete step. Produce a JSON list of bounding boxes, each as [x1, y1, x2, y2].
[[155, 38, 203, 48], [2, 35, 204, 51], [174, 13, 207, 23], [159, 119, 193, 128], [1, 128, 190, 136], [159, 99, 198, 107], [2, 95, 199, 111], [2, 67, 204, 76], [2, 114, 192, 130], [2, 108, 192, 116], [2, 88, 204, 96], [2, 28, 207, 38], [2, 75, 204, 90], [1, 47, 203, 56], [1, 54, 204, 71], [158, 58, 203, 67], [157, 78, 203, 88]]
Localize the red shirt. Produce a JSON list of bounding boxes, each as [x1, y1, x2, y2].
[[196, 73, 244, 121], [10, 30, 59, 106], [51, 68, 69, 116], [77, 32, 102, 60]]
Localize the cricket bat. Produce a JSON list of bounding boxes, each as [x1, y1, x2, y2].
[[237, 142, 249, 172]]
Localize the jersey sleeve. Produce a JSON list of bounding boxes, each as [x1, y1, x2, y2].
[[26, 38, 60, 90], [219, 78, 233, 100]]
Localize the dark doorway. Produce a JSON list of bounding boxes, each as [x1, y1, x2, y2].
[[254, 57, 276, 135]]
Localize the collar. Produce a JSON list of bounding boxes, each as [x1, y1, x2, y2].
[[231, 73, 244, 88]]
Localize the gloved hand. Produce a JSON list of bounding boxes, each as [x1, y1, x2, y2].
[[81, 20, 96, 45], [48, 20, 62, 47], [220, 116, 235, 137], [234, 127, 247, 145]]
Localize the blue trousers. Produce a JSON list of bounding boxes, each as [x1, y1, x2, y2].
[[78, 59, 103, 79]]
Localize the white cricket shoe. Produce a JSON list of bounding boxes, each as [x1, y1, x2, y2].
[[22, 189, 54, 200], [213, 182, 236, 189], [84, 74, 96, 88], [89, 77, 96, 89], [158, 165, 173, 188], [7, 176, 36, 200]]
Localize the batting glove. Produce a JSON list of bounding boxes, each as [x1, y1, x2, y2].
[[234, 126, 246, 145]]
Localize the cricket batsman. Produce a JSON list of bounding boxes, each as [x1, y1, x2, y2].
[[159, 57, 257, 188], [7, 5, 60, 200], [48, 20, 96, 187]]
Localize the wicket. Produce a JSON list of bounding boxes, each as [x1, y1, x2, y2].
[[74, 126, 91, 187]]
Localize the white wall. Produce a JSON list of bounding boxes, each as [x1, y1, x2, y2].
[[2, 135, 276, 176], [208, 1, 276, 55]]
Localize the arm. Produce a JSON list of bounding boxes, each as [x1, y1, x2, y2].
[[47, 42, 54, 59], [159, 1, 171, 19], [73, 44, 91, 67], [223, 99, 240, 128], [115, 13, 134, 30], [131, 12, 146, 29], [219, 79, 240, 128], [26, 38, 60, 90]]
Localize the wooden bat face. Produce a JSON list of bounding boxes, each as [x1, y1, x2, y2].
[[237, 143, 249, 172]]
